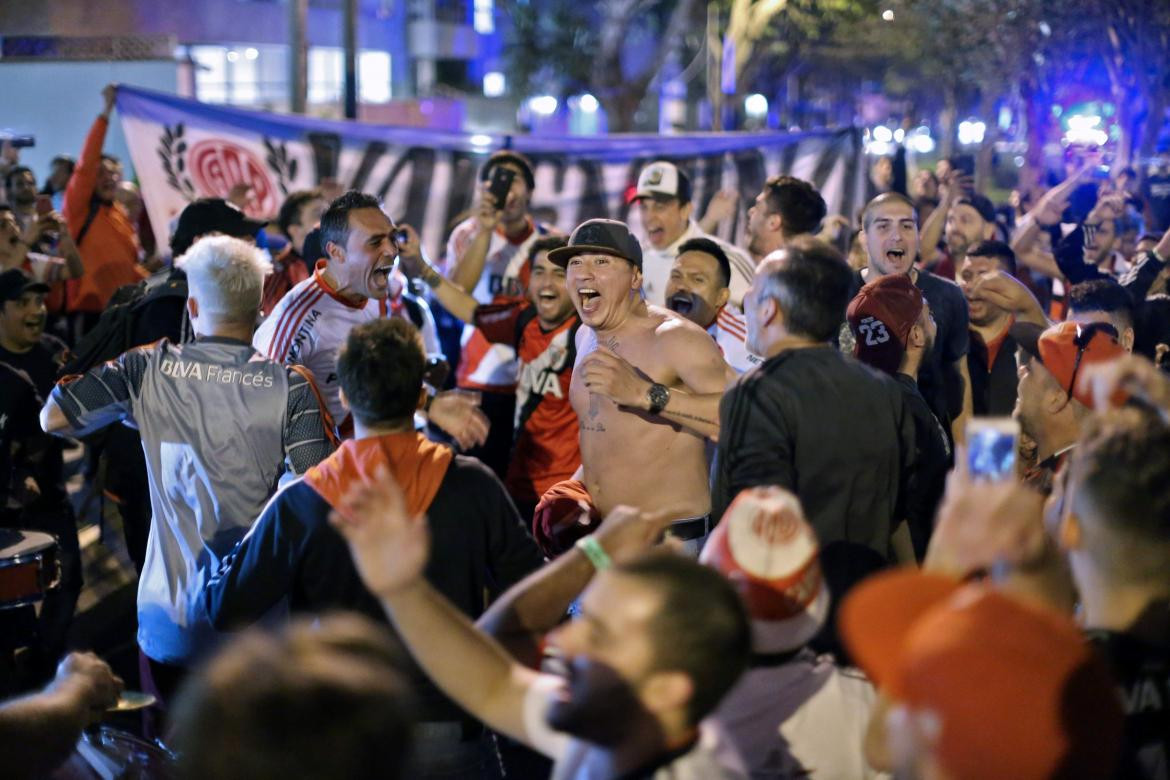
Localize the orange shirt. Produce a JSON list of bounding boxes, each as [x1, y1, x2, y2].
[[63, 115, 146, 313]]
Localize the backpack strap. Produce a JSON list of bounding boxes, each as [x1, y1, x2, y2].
[[75, 198, 102, 247]]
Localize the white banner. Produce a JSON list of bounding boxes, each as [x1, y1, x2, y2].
[[117, 86, 867, 261]]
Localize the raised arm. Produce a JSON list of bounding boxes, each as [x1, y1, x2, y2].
[[398, 223, 479, 322], [329, 469, 553, 753], [478, 505, 675, 666], [919, 171, 964, 265], [447, 185, 502, 293]]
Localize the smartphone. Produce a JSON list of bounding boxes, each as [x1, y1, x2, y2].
[[488, 166, 516, 210], [35, 194, 53, 216], [422, 357, 450, 391], [392, 227, 409, 246], [966, 417, 1020, 481]]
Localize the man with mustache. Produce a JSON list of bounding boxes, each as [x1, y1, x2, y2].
[[663, 237, 762, 374]]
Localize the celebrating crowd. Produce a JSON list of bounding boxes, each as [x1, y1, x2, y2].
[[1, 84, 1169, 780]]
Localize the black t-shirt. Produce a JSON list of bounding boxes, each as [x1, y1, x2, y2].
[[895, 374, 951, 559], [1085, 629, 1170, 779], [0, 362, 43, 514], [0, 336, 69, 504]]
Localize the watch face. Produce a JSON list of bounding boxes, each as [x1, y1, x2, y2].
[[649, 383, 670, 412]]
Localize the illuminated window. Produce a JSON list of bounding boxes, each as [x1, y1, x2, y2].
[[474, 0, 494, 33], [359, 51, 392, 103]]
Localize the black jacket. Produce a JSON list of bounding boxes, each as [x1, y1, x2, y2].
[[712, 346, 916, 560]]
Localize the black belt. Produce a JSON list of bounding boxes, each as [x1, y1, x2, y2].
[[666, 515, 712, 541]]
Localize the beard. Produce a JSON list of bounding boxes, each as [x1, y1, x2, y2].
[[544, 658, 655, 746]]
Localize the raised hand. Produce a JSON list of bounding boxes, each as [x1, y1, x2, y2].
[[592, 505, 683, 564], [428, 389, 490, 450], [475, 182, 502, 233]]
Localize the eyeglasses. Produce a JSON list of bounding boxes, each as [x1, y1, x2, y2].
[[1063, 322, 1120, 405]]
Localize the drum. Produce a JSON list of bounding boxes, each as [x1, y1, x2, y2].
[[0, 529, 59, 609], [51, 726, 176, 780]]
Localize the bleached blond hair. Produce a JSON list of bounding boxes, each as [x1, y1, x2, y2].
[[175, 235, 272, 324]]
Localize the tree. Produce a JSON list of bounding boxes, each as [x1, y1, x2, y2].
[[1091, 0, 1170, 167], [502, 0, 704, 131]]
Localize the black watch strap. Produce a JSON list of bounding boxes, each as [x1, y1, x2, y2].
[[647, 383, 670, 415]]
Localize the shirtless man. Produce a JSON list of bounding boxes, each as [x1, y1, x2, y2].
[[547, 219, 731, 547]]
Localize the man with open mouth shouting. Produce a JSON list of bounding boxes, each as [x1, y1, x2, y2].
[[547, 219, 734, 553], [664, 237, 762, 375], [859, 192, 973, 446], [254, 191, 486, 448]]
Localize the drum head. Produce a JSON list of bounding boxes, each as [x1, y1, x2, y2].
[[0, 529, 57, 559]]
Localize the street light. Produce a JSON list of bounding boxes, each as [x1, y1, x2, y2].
[[578, 93, 600, 113], [882, 9, 895, 21], [529, 95, 559, 116], [483, 72, 506, 98], [958, 120, 986, 146], [744, 93, 768, 119]]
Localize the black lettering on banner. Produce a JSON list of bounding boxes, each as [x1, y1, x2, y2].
[[306, 132, 343, 182], [349, 141, 389, 193]]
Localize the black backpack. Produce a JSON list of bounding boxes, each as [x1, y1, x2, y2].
[[59, 273, 189, 377]]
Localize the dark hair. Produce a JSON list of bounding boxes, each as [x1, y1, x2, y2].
[[1137, 233, 1160, 245], [170, 614, 413, 780], [677, 236, 731, 289], [100, 153, 120, 166], [0, 204, 12, 216], [528, 235, 567, 265], [277, 190, 323, 239], [1071, 409, 1170, 580], [337, 318, 425, 426], [479, 150, 536, 192], [861, 192, 918, 230], [762, 176, 827, 237], [320, 190, 382, 254], [1068, 279, 1135, 333], [966, 239, 1018, 277], [617, 550, 751, 725], [758, 236, 854, 341], [4, 166, 33, 191], [1118, 166, 1138, 179]]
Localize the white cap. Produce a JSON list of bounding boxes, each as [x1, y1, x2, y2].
[[633, 160, 691, 202], [700, 486, 829, 653]]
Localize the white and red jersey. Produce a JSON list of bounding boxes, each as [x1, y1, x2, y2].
[[445, 216, 555, 392], [708, 304, 763, 374], [254, 263, 440, 432]]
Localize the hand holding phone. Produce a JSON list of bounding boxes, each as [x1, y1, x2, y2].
[[488, 166, 516, 212], [966, 417, 1019, 481], [35, 194, 53, 217]]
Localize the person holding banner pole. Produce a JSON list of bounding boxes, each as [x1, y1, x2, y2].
[[444, 151, 557, 479]]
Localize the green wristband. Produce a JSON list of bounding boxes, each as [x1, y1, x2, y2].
[[575, 536, 612, 571]]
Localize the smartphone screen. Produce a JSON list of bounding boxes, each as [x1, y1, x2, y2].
[[488, 167, 516, 209], [35, 194, 53, 216], [966, 417, 1019, 481]]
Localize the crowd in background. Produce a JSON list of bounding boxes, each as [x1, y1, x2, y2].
[[0, 84, 1168, 779]]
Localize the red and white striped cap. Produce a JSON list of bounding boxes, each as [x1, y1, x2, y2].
[[700, 486, 829, 653]]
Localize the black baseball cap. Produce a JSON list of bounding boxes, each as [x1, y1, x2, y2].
[[0, 268, 50, 302], [171, 198, 269, 257], [547, 219, 643, 270]]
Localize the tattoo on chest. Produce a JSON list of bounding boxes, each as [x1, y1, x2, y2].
[[602, 336, 620, 351], [580, 419, 607, 432]]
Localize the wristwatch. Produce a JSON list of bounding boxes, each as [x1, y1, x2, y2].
[[646, 383, 670, 415]]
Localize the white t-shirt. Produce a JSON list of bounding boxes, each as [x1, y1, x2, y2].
[[445, 215, 555, 391], [640, 221, 755, 309], [522, 674, 748, 780], [708, 305, 763, 374], [710, 650, 887, 779]]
